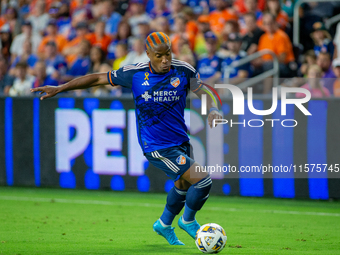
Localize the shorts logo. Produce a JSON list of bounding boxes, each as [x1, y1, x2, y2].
[[170, 77, 180, 88], [176, 155, 186, 165]]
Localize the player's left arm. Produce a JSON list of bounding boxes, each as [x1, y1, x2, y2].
[[186, 64, 223, 128], [192, 84, 223, 128]]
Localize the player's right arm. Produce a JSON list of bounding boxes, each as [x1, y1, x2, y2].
[[30, 73, 109, 100]]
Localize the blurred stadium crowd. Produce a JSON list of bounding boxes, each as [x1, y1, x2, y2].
[[1, 0, 340, 97]]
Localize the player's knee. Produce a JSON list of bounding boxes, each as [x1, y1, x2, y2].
[[193, 176, 212, 191], [175, 179, 191, 190]]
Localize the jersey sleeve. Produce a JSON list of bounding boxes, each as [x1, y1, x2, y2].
[[188, 67, 203, 93], [107, 67, 133, 89]]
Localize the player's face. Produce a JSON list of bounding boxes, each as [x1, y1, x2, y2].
[[147, 44, 172, 73]]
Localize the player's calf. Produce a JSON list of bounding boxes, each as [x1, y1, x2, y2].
[[179, 176, 212, 238]]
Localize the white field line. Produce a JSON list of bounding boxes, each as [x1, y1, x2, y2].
[[0, 196, 339, 217]]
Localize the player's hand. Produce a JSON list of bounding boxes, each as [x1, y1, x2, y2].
[[30, 85, 60, 100], [208, 110, 223, 128]]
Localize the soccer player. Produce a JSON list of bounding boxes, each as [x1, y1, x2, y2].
[[31, 32, 222, 246]]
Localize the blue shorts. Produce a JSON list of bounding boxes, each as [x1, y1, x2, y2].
[[145, 141, 195, 182]]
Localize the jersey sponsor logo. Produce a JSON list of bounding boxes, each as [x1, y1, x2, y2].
[[111, 70, 117, 77], [142, 81, 150, 86], [153, 90, 180, 102], [176, 155, 186, 165], [170, 77, 180, 88], [141, 91, 152, 101]]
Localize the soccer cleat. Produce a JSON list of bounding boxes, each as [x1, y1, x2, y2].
[[153, 219, 185, 245], [178, 216, 201, 239]]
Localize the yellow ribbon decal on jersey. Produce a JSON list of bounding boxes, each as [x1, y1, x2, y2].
[[201, 88, 217, 107], [144, 72, 149, 80]]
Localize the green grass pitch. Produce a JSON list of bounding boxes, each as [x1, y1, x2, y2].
[[0, 187, 339, 255]]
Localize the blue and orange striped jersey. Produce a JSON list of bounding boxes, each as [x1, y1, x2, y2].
[[107, 59, 202, 153]]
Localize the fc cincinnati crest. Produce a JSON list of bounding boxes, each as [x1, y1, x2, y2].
[[176, 155, 186, 165], [170, 77, 180, 88]]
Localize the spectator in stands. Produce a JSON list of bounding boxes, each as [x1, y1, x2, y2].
[[0, 24, 12, 60], [88, 46, 110, 74], [316, 52, 336, 94], [18, 1, 30, 20], [299, 50, 316, 77], [221, 33, 250, 84], [296, 65, 330, 98], [209, 0, 238, 35], [2, 7, 21, 37], [258, 0, 288, 31], [63, 39, 91, 82], [182, 7, 199, 38], [281, 0, 295, 21], [71, 0, 94, 27], [197, 32, 222, 85], [234, 0, 266, 14], [9, 40, 38, 76], [27, 0, 50, 36], [63, 22, 92, 65], [56, 1, 72, 38], [194, 15, 211, 56], [169, 0, 185, 28], [90, 65, 113, 97], [244, 0, 262, 18], [127, 0, 151, 37], [63, 10, 86, 41], [44, 41, 67, 81], [70, 0, 93, 15], [88, 20, 111, 53], [107, 21, 132, 60], [256, 13, 295, 93], [171, 14, 195, 56], [152, 16, 171, 36], [32, 60, 59, 88], [121, 37, 149, 65], [9, 61, 35, 96], [332, 58, 340, 97], [48, 6, 59, 21], [102, 0, 122, 37], [238, 0, 262, 33], [0, 57, 14, 95], [38, 19, 67, 55], [241, 12, 264, 55], [177, 44, 196, 67], [137, 21, 151, 40], [149, 0, 171, 20], [112, 43, 128, 70], [219, 20, 240, 57], [88, 46, 111, 96], [10, 20, 41, 60], [311, 22, 334, 59]]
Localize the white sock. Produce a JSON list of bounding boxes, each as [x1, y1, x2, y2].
[[159, 219, 170, 228], [182, 216, 195, 224]]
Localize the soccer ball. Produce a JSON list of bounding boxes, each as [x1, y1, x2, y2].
[[195, 223, 227, 254]]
